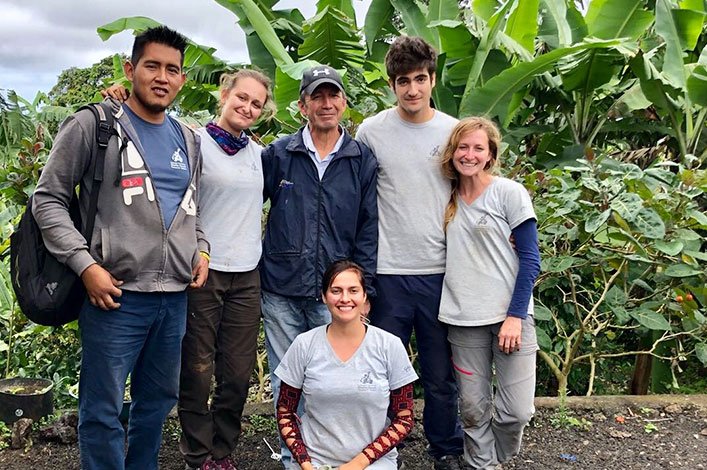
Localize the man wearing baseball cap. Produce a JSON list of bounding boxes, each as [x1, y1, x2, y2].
[[260, 65, 379, 468]]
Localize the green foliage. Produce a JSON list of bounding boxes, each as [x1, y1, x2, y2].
[[0, 420, 10, 450], [244, 414, 278, 436], [643, 422, 659, 433], [527, 155, 706, 396], [549, 409, 593, 430], [0, 0, 706, 409], [47, 56, 122, 108]]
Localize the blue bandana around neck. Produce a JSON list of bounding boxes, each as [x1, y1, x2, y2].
[[205, 122, 250, 155]]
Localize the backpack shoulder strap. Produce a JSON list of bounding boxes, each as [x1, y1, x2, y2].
[[76, 102, 117, 244]]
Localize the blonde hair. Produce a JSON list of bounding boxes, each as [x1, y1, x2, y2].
[[218, 68, 276, 120], [440, 116, 502, 231]]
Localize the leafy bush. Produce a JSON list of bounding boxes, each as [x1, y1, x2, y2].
[[525, 155, 707, 397]]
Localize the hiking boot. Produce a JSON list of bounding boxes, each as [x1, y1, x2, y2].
[[212, 455, 237, 470], [434, 454, 464, 470], [184, 458, 217, 470]]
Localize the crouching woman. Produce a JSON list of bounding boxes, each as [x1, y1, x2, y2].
[[275, 260, 418, 469]]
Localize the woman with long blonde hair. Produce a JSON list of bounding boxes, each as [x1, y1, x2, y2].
[[438, 117, 541, 469]]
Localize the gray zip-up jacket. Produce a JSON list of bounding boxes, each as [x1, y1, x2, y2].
[[32, 99, 209, 292]]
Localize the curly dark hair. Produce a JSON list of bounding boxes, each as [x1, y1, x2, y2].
[[384, 36, 437, 84]]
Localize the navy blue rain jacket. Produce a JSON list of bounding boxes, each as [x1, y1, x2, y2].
[[261, 127, 378, 299]]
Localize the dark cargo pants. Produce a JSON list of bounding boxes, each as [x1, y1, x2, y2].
[[178, 268, 261, 467]]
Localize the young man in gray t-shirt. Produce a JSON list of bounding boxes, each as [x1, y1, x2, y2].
[[356, 36, 464, 470]]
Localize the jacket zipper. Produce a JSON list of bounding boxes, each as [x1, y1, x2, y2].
[[314, 166, 324, 300]]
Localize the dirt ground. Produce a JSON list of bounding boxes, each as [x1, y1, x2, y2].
[[0, 395, 705, 469]]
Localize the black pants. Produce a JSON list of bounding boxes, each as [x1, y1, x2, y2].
[[178, 268, 261, 466]]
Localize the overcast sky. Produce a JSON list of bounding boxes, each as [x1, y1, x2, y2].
[[0, 0, 372, 100]]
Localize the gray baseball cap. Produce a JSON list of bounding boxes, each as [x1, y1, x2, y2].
[[300, 65, 344, 95]]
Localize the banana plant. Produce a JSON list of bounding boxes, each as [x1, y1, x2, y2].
[[629, 0, 707, 164], [216, 0, 386, 130], [98, 16, 241, 115]]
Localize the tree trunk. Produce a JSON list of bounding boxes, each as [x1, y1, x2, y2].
[[630, 354, 651, 395]]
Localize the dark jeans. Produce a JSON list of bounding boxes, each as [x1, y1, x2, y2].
[[78, 290, 187, 470], [370, 274, 464, 459], [178, 268, 261, 467]]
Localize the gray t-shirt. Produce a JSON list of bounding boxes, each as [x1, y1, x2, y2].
[[197, 128, 263, 272], [275, 325, 418, 469], [356, 108, 457, 274], [439, 177, 536, 326]]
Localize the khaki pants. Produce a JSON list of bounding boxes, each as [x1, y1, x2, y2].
[[448, 316, 538, 470]]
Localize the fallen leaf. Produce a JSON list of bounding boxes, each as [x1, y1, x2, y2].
[[608, 429, 632, 439], [664, 404, 682, 414]]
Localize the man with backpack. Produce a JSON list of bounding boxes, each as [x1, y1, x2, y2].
[[31, 26, 208, 470]]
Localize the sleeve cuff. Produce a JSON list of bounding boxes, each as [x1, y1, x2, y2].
[[507, 311, 528, 319], [67, 250, 97, 277], [197, 238, 210, 255]]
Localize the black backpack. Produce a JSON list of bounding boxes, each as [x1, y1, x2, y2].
[[10, 102, 116, 326]]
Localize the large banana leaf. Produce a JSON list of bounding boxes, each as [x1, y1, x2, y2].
[[656, 0, 687, 90], [390, 0, 438, 48], [215, 0, 294, 68], [560, 49, 621, 92], [629, 53, 678, 111], [629, 53, 688, 156], [464, 0, 516, 92], [472, 0, 497, 22], [585, 0, 654, 41], [460, 39, 621, 123], [688, 44, 707, 106], [686, 64, 707, 106], [538, 0, 573, 48], [655, 0, 706, 90], [505, 0, 539, 53], [363, 0, 395, 53], [298, 6, 366, 69], [672, 8, 706, 51], [317, 0, 356, 23], [215, 0, 305, 75], [97, 16, 161, 40], [428, 0, 460, 23], [438, 24, 477, 88]]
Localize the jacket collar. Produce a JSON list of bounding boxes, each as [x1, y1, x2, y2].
[[285, 125, 360, 159]]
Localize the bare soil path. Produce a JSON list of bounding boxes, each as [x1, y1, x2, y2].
[[1, 395, 705, 469]]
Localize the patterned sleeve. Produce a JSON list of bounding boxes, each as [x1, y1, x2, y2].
[[361, 383, 415, 464], [276, 382, 311, 465]]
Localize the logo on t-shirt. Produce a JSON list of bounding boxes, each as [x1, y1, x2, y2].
[[358, 371, 377, 392], [429, 145, 441, 160], [170, 148, 188, 171], [477, 214, 488, 226]]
